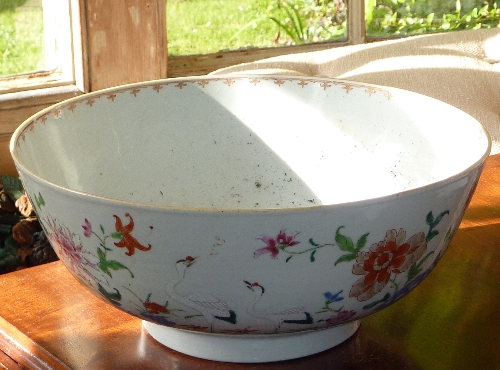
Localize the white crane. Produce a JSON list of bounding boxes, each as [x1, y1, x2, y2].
[[244, 280, 313, 332], [165, 256, 236, 331]]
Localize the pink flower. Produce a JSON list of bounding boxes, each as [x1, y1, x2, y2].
[[254, 229, 300, 259], [325, 310, 356, 326], [82, 218, 92, 238], [45, 216, 100, 284], [349, 229, 427, 302]]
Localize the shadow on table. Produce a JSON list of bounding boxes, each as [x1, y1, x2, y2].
[[85, 325, 421, 370]]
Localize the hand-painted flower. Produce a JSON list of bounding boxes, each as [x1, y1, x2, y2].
[[144, 301, 170, 315], [254, 229, 300, 259], [324, 290, 344, 303], [325, 310, 356, 326], [349, 229, 427, 302], [82, 218, 92, 238], [45, 216, 100, 284], [112, 213, 152, 256]]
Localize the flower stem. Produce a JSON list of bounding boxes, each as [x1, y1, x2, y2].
[[283, 243, 334, 255]]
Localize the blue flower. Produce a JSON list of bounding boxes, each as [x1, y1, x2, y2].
[[324, 290, 344, 302]]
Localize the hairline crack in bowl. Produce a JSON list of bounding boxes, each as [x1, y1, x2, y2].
[[10, 75, 491, 363]]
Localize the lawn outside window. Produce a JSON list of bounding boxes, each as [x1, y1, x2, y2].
[[167, 0, 500, 77], [0, 0, 85, 95]]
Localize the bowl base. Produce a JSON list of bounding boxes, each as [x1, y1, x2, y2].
[[143, 320, 361, 363]]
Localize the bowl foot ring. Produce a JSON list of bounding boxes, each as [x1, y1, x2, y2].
[[143, 319, 361, 363]]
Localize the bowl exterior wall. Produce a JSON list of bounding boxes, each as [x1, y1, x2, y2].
[[16, 163, 484, 335]]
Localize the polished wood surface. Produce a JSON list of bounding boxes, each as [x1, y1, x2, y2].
[[1, 155, 499, 369]]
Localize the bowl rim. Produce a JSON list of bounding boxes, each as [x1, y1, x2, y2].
[[10, 75, 492, 214]]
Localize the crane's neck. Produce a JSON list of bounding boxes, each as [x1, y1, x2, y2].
[[248, 288, 263, 312], [166, 263, 187, 292]]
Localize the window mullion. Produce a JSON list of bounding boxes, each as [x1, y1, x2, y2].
[[348, 1, 366, 45]]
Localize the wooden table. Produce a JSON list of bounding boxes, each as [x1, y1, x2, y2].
[[1, 155, 499, 370]]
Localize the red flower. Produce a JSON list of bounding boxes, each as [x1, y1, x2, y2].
[[349, 229, 427, 302], [254, 229, 300, 259], [144, 301, 170, 315], [112, 213, 152, 256]]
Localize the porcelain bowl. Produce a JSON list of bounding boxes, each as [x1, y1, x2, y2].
[[10, 76, 490, 363]]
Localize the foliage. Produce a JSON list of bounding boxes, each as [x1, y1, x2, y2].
[[0, 176, 25, 274], [167, 0, 280, 55], [0, 0, 27, 13], [269, 0, 347, 44], [0, 0, 44, 76], [1, 0, 499, 69], [366, 0, 500, 36]]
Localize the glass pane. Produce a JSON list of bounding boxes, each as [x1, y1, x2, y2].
[[167, 0, 347, 56], [0, 0, 45, 77], [366, 0, 500, 38]]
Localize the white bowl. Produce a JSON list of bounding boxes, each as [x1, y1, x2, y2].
[[10, 76, 490, 363]]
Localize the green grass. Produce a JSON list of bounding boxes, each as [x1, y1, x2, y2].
[[167, 0, 282, 55], [166, 0, 347, 55], [0, 0, 44, 77]]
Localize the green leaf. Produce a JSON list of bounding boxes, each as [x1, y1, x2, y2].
[[426, 211, 435, 226], [98, 283, 122, 303], [427, 229, 439, 241], [407, 262, 421, 282], [34, 192, 45, 209], [362, 293, 390, 310], [310, 250, 316, 262], [111, 232, 122, 239], [334, 253, 356, 266], [99, 259, 134, 278], [335, 226, 354, 252], [286, 255, 293, 263], [1, 176, 25, 201], [308, 238, 320, 247], [433, 210, 449, 227], [356, 233, 370, 251], [97, 247, 105, 260]]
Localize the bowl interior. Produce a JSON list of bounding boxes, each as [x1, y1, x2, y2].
[[12, 77, 490, 209]]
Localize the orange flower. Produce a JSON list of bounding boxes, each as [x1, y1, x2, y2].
[[112, 213, 152, 256], [349, 229, 427, 302]]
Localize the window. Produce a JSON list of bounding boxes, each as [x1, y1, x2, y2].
[[0, 0, 84, 94], [167, 0, 499, 77]]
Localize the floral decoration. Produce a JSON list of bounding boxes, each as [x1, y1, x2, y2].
[[254, 229, 300, 259], [44, 216, 101, 286], [324, 310, 357, 326], [34, 183, 452, 333], [111, 213, 152, 256], [253, 210, 450, 311], [349, 229, 427, 302]]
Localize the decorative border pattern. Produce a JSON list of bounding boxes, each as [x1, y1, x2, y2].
[[15, 77, 392, 145]]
